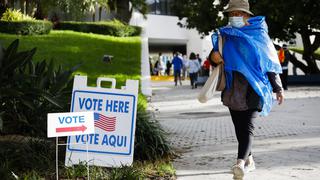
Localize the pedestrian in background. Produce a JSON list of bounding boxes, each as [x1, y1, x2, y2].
[[149, 57, 154, 75], [158, 53, 165, 76], [202, 57, 211, 77], [171, 52, 183, 86], [188, 52, 201, 89], [182, 54, 188, 80], [280, 44, 290, 90], [196, 53, 202, 65], [209, 0, 284, 179], [166, 59, 172, 76], [153, 60, 160, 76]]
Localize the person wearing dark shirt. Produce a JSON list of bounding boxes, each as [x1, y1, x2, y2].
[[280, 44, 290, 90], [171, 52, 183, 86], [196, 54, 202, 65], [166, 60, 172, 76]]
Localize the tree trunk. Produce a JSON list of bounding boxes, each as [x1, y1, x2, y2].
[[92, 12, 95, 22], [34, 0, 43, 19], [25, 0, 29, 15], [288, 52, 308, 74], [99, 6, 102, 21], [0, 0, 8, 5], [115, 0, 131, 23], [300, 30, 320, 74], [19, 0, 25, 14], [0, 0, 8, 16]]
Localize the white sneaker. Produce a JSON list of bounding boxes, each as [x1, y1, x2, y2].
[[231, 164, 245, 180], [245, 155, 256, 173], [245, 161, 256, 173]]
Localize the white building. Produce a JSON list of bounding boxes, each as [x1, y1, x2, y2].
[[131, 0, 212, 62], [130, 0, 213, 96]]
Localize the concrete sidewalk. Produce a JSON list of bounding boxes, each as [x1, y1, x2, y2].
[[150, 80, 320, 180]]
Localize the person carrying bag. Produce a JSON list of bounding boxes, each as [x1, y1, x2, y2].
[[198, 0, 284, 179]]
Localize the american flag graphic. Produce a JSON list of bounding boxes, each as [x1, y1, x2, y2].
[[94, 112, 116, 132]]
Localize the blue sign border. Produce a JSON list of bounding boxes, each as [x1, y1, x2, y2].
[[67, 90, 136, 155]]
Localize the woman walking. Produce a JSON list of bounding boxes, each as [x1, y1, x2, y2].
[[188, 52, 201, 89], [209, 0, 284, 179]]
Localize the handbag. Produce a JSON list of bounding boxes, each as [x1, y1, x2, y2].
[[198, 34, 226, 103]]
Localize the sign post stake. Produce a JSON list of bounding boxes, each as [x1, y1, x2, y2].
[[56, 137, 59, 180], [47, 111, 95, 180], [86, 140, 90, 180]]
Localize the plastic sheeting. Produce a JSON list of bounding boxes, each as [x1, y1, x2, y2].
[[212, 16, 282, 116]]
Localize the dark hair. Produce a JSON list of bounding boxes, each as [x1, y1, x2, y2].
[[282, 44, 288, 49], [189, 52, 197, 60], [274, 44, 281, 50]]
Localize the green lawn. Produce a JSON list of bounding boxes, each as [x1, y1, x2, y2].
[[0, 30, 141, 87], [290, 47, 320, 59]]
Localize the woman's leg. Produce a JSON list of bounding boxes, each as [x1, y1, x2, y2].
[[177, 70, 182, 85], [229, 109, 256, 161], [189, 73, 194, 87], [174, 70, 178, 86], [194, 72, 198, 88]]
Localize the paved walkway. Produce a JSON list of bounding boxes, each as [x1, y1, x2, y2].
[[149, 80, 320, 180]]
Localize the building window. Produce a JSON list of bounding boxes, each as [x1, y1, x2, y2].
[[146, 0, 175, 16]]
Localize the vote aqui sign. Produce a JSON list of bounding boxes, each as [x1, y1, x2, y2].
[[47, 111, 94, 137], [65, 75, 138, 167]]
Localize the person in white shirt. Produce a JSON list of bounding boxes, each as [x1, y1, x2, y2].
[[187, 52, 201, 89], [182, 54, 189, 80]]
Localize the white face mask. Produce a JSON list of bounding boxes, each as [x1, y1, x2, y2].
[[229, 16, 245, 28]]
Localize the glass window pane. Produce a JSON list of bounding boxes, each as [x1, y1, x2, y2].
[[147, 0, 175, 16], [146, 0, 156, 14]]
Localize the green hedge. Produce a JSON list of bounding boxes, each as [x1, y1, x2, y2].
[[0, 20, 53, 35], [55, 21, 141, 37], [291, 48, 320, 60]]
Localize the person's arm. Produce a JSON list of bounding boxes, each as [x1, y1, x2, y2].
[[267, 72, 284, 105], [209, 32, 224, 66]]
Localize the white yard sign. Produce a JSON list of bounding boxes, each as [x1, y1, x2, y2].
[[47, 111, 94, 137], [65, 75, 138, 167]]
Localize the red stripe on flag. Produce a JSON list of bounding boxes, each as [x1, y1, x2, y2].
[[94, 114, 116, 132]]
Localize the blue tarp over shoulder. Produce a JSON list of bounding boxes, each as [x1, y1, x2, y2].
[[213, 16, 282, 116]]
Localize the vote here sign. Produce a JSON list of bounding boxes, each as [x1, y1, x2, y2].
[[65, 76, 138, 167], [47, 111, 94, 137]]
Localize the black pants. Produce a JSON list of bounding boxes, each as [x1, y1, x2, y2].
[[174, 69, 181, 85], [229, 109, 256, 160], [280, 69, 288, 90], [189, 72, 198, 87]]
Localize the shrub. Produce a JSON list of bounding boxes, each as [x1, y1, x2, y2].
[[0, 20, 53, 35], [0, 9, 51, 35], [0, 39, 77, 137], [0, 39, 174, 178], [108, 165, 145, 179], [134, 96, 175, 161], [0, 8, 34, 21], [291, 48, 320, 60], [0, 139, 56, 179], [55, 20, 141, 37]]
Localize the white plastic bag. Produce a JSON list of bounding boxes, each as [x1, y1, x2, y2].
[[197, 64, 224, 103]]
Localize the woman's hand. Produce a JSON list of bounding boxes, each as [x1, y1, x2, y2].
[[210, 51, 224, 64], [276, 91, 284, 105]]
